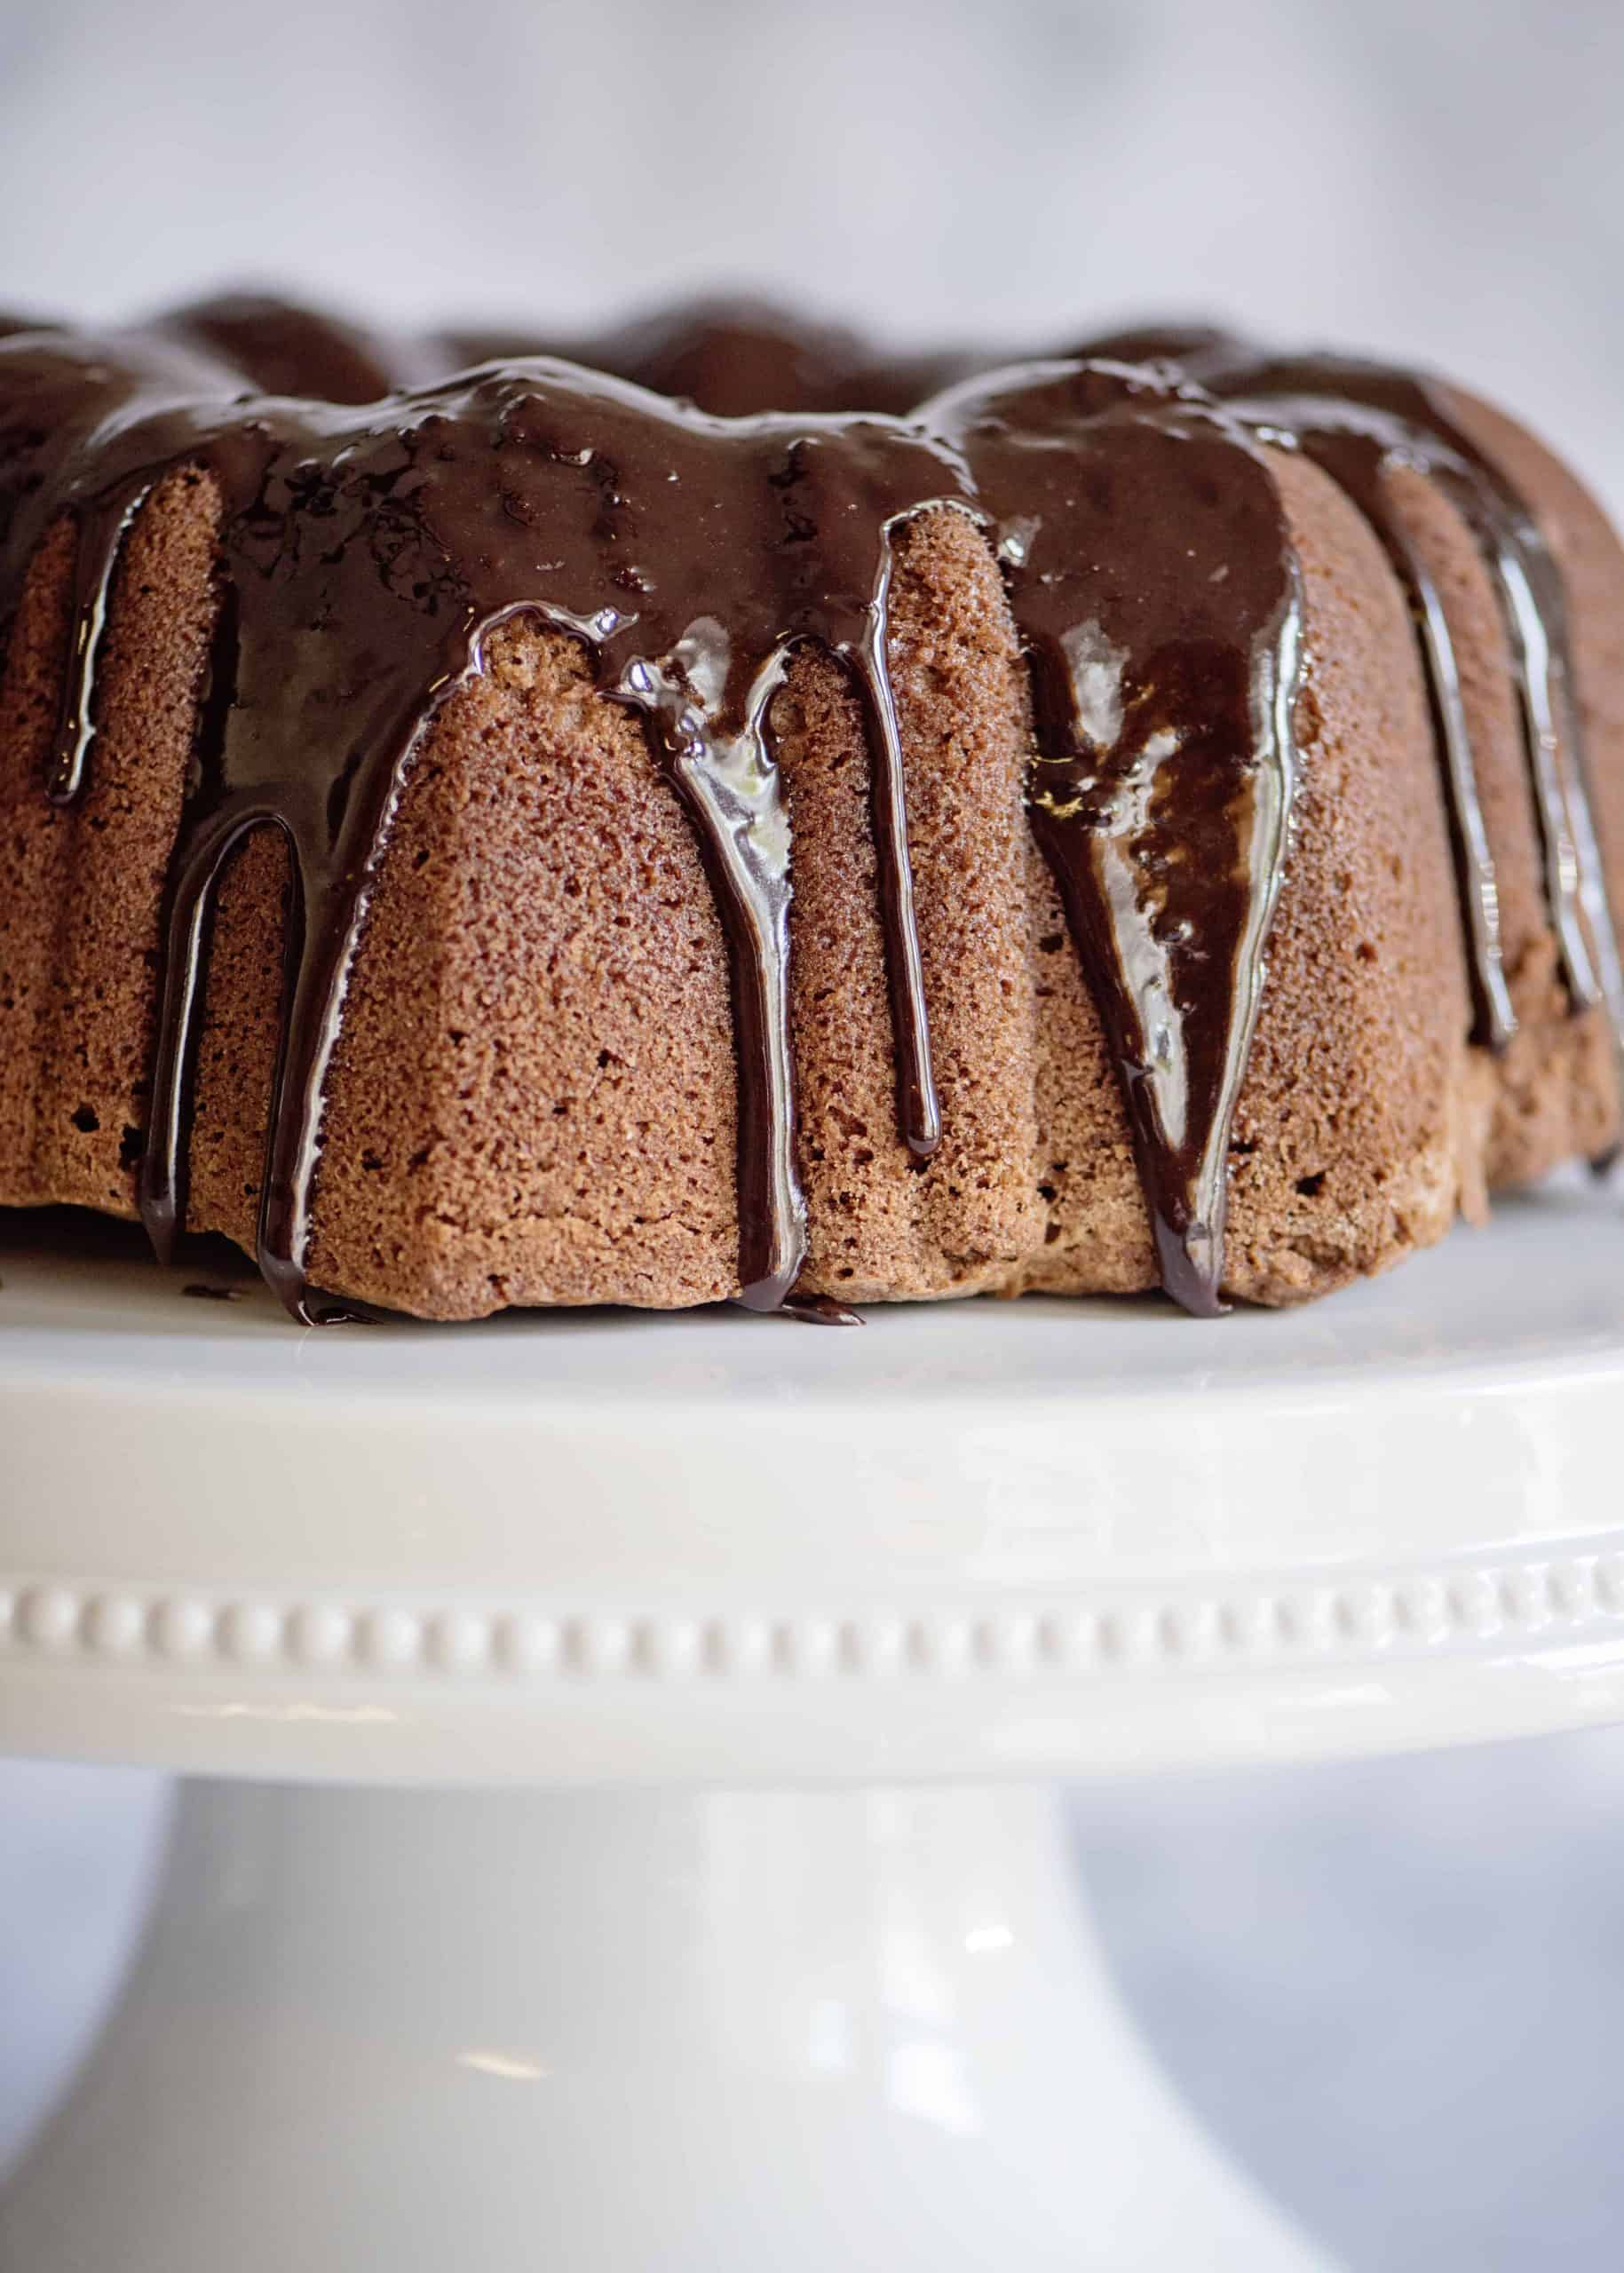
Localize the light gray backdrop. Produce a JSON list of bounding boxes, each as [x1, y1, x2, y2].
[[3, 1, 1623, 2264]]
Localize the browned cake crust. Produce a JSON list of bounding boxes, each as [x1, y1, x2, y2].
[[1, 324, 1620, 1319]]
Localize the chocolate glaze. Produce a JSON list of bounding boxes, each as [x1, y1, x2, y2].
[[1232, 359, 1624, 1072], [142, 291, 973, 417], [444, 297, 975, 422], [1093, 332, 1624, 1064], [1, 297, 1612, 1321], [1238, 388, 1518, 1048], [6, 349, 963, 1317], [928, 361, 1300, 1314]]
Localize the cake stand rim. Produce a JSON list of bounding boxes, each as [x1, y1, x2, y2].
[[4, 1178, 1624, 1782]]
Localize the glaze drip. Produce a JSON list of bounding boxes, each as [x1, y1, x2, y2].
[[14, 362, 974, 1318], [3, 297, 1611, 1321], [1121, 339, 1624, 1065], [1234, 397, 1520, 1049], [928, 362, 1301, 1311]]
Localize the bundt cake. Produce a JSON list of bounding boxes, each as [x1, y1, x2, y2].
[[1, 294, 1620, 1323]]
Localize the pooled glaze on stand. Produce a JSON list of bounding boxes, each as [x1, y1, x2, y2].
[[1, 295, 1610, 1323]]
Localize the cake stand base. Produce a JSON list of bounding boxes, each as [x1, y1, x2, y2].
[[0, 1779, 1328, 2271], [11, 1184, 1624, 2269]]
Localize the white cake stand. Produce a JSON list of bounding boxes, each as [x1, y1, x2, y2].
[[4, 1175, 1624, 2271]]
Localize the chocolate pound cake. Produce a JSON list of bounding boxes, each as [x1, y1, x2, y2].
[[0, 297, 1620, 1322]]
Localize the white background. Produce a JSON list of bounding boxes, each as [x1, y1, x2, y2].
[[3, 0, 1623, 514], [4, 0, 1624, 2263]]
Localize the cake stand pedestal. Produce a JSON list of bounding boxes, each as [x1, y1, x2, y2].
[[4, 1176, 1624, 2271]]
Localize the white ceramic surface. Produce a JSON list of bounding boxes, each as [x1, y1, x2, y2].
[[4, 1174, 1624, 1784], [0, 1781, 1333, 2272], [4, 1183, 1622, 2269]]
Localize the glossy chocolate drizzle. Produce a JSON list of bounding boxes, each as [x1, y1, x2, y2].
[[1089, 329, 1624, 1065], [0, 295, 1614, 1320]]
